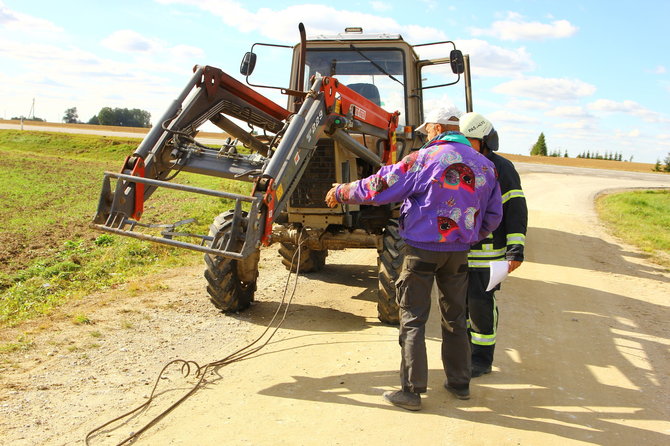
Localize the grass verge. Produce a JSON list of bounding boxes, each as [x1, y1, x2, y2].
[[0, 130, 250, 327], [595, 189, 670, 269]]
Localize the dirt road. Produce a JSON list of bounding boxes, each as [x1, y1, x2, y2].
[[1, 167, 669, 446]]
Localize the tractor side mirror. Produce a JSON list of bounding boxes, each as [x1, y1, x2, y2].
[[449, 50, 465, 74], [240, 52, 257, 76]]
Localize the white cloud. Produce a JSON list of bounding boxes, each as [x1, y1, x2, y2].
[[498, 125, 538, 136], [417, 0, 439, 11], [493, 77, 596, 101], [102, 30, 159, 53], [0, 34, 188, 122], [156, 0, 446, 43], [487, 110, 539, 124], [588, 99, 669, 123], [0, 37, 100, 67], [455, 39, 535, 77], [0, 1, 63, 33], [506, 99, 551, 110], [471, 12, 578, 41], [370, 1, 391, 12], [100, 30, 204, 62], [651, 65, 666, 74], [554, 120, 595, 130], [545, 105, 594, 119]]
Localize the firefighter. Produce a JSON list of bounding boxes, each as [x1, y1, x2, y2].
[[459, 112, 528, 378], [325, 114, 502, 411]]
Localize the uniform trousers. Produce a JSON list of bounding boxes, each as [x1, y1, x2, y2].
[[466, 269, 499, 367]]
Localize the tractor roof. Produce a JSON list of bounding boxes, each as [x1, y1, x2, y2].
[[307, 31, 404, 42]]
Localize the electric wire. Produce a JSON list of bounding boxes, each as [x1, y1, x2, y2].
[[85, 233, 306, 445]]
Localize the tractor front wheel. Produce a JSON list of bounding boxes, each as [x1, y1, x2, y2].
[[204, 211, 260, 312], [377, 220, 404, 325]]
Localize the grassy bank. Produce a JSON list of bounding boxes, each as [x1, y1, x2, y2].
[[0, 130, 249, 326], [596, 189, 670, 269]]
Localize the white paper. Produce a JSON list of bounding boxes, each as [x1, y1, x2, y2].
[[486, 261, 509, 291]]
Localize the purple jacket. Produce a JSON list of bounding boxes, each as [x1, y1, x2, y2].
[[335, 136, 502, 252]]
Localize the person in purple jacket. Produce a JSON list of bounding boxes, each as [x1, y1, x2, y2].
[[325, 109, 502, 411]]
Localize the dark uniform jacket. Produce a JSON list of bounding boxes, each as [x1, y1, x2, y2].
[[468, 152, 527, 268]]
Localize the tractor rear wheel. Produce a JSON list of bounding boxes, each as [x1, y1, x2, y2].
[[377, 220, 404, 325], [278, 242, 327, 273], [204, 211, 260, 312]]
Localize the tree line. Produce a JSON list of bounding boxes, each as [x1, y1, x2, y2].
[[62, 107, 151, 128], [530, 132, 628, 162], [576, 151, 624, 161], [653, 154, 670, 172]]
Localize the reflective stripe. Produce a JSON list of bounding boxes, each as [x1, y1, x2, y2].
[[506, 233, 526, 246], [470, 296, 498, 346], [471, 332, 496, 346], [468, 259, 503, 268], [469, 247, 506, 258], [502, 189, 525, 204]]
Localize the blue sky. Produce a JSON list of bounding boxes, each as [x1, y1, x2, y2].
[[1, 0, 669, 163]]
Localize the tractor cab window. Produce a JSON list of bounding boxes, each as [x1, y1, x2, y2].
[[305, 49, 406, 126]]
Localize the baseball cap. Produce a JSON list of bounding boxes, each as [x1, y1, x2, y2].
[[415, 105, 462, 134]]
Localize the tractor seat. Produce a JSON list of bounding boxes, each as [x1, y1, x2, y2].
[[347, 83, 381, 106]]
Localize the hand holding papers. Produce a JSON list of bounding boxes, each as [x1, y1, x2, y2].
[[486, 260, 509, 291]]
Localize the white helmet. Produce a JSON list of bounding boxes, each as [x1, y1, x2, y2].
[[459, 112, 499, 151]]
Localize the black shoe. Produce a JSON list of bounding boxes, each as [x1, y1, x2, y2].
[[383, 390, 421, 411], [471, 364, 492, 378], [444, 381, 470, 400]]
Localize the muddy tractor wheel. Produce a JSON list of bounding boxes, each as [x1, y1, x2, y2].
[[204, 211, 260, 312], [377, 220, 404, 325], [278, 242, 327, 273]]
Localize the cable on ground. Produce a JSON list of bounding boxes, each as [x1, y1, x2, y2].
[[85, 233, 305, 445]]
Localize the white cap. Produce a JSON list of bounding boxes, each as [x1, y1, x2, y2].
[[415, 105, 462, 134]]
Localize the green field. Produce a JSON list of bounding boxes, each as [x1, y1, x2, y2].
[[0, 130, 250, 326], [596, 189, 670, 269]]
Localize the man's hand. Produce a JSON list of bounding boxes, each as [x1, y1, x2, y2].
[[508, 260, 522, 273], [325, 184, 340, 208]]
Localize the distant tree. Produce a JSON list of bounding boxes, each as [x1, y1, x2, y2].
[[653, 159, 662, 172], [12, 115, 45, 122], [663, 152, 670, 173], [95, 107, 151, 127], [88, 115, 100, 125], [97, 107, 115, 125], [586, 150, 591, 159], [564, 151, 568, 158], [530, 132, 547, 156], [62, 107, 79, 124]]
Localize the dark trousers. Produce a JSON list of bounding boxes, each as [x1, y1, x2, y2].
[[467, 269, 498, 367], [396, 245, 470, 394]]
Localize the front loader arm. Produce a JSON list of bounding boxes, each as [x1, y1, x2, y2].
[[92, 66, 399, 260], [94, 65, 290, 225]]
